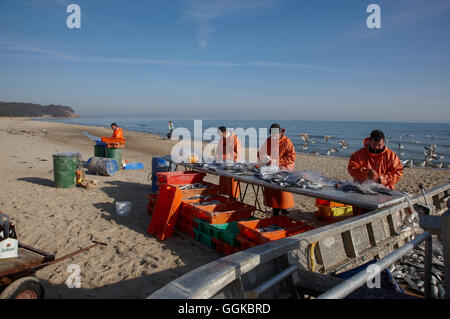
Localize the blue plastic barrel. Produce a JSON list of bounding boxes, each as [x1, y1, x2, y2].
[[151, 157, 173, 192], [87, 157, 119, 176]]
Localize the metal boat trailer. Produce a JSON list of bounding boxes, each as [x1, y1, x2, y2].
[[149, 182, 450, 299]]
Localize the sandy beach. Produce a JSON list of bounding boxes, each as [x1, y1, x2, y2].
[[0, 117, 448, 299]]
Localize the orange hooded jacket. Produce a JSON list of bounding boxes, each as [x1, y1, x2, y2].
[[112, 127, 124, 139], [348, 137, 403, 189], [214, 132, 242, 163], [215, 132, 242, 199], [258, 130, 296, 170], [258, 131, 296, 209]]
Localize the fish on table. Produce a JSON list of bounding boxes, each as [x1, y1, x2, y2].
[[337, 181, 406, 197]]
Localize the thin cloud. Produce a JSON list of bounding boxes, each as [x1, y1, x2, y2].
[[181, 0, 280, 48], [0, 42, 395, 78]]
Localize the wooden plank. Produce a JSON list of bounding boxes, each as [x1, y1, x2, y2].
[[0, 248, 46, 277]]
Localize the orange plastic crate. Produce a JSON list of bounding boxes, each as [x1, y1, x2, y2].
[[147, 184, 183, 240], [173, 182, 220, 200], [177, 220, 196, 238], [178, 210, 198, 228], [315, 198, 347, 207], [157, 171, 206, 185], [182, 200, 255, 224], [237, 216, 314, 244], [236, 234, 258, 250], [212, 237, 240, 255], [101, 136, 126, 144]]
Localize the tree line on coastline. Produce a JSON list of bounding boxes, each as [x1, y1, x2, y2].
[[0, 101, 79, 118]]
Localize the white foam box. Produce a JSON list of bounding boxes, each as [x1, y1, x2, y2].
[[0, 238, 18, 259]]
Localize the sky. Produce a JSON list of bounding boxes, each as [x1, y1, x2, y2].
[[0, 0, 449, 122]]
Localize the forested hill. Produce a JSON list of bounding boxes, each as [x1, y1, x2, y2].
[[0, 102, 79, 118]]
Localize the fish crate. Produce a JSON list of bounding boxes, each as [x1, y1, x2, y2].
[[178, 209, 198, 228], [237, 216, 315, 244], [156, 171, 206, 186], [194, 228, 215, 249], [177, 220, 196, 238], [194, 217, 258, 247], [147, 184, 183, 240], [171, 182, 220, 200], [183, 200, 255, 224], [147, 193, 159, 215], [236, 234, 258, 250], [146, 204, 154, 216], [212, 237, 240, 256]]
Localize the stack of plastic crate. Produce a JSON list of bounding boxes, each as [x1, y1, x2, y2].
[[236, 215, 315, 249], [181, 199, 256, 253]]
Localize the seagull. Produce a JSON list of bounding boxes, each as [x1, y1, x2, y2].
[[399, 152, 405, 157], [326, 150, 331, 156], [424, 145, 438, 162], [338, 140, 348, 150], [302, 142, 309, 151], [329, 147, 339, 153], [402, 159, 413, 168], [300, 134, 311, 142], [309, 138, 317, 144], [324, 136, 332, 142], [413, 140, 420, 144], [311, 151, 319, 156], [419, 161, 426, 167], [437, 163, 443, 169], [397, 142, 404, 150], [438, 155, 445, 160], [405, 133, 414, 138]]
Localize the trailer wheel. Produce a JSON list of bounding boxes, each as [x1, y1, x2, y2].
[[0, 277, 44, 299]]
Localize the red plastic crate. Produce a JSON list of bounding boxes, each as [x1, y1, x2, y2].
[[177, 220, 196, 238], [146, 204, 154, 216], [156, 171, 206, 185], [147, 193, 158, 215], [237, 216, 314, 244], [212, 237, 240, 255], [147, 184, 183, 240], [173, 182, 220, 200], [236, 234, 258, 250], [182, 200, 255, 224], [178, 210, 198, 228], [148, 193, 158, 206]]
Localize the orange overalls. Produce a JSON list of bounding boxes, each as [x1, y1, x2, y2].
[[259, 132, 296, 209]]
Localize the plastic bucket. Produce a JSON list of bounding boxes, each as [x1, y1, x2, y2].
[[105, 148, 122, 165], [116, 201, 132, 217], [94, 145, 106, 157], [52, 152, 81, 188]]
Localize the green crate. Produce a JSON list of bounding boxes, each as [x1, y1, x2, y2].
[[195, 217, 258, 247], [193, 228, 215, 248]]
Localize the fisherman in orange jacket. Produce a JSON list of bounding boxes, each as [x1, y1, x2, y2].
[[111, 123, 124, 139], [348, 130, 403, 215], [258, 124, 296, 216], [215, 126, 242, 199]]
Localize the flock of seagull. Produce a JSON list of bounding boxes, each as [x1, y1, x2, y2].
[[300, 134, 348, 157], [298, 133, 449, 169]]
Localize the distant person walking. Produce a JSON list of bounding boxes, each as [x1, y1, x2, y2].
[[168, 121, 174, 140]]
